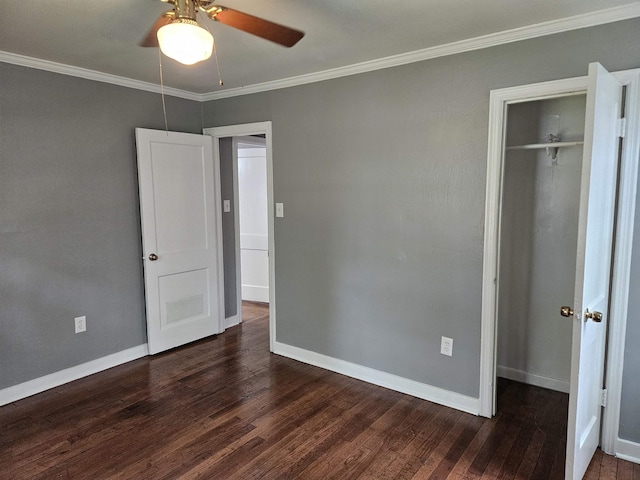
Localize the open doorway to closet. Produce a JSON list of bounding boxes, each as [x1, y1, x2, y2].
[[497, 94, 586, 396], [480, 64, 640, 479], [492, 94, 587, 478]]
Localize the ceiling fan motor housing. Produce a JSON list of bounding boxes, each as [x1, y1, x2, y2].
[[142, 0, 305, 51], [173, 0, 198, 21]]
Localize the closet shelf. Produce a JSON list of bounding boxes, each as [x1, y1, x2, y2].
[[506, 141, 584, 150]]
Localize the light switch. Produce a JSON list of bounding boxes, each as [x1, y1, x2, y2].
[[275, 203, 284, 218], [223, 200, 231, 213]]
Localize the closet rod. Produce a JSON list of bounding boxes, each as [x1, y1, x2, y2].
[[506, 141, 584, 150]]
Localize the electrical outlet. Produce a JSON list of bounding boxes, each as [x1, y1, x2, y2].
[[75, 316, 86, 334], [441, 336, 453, 356]]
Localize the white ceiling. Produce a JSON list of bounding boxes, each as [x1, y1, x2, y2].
[[1, 1, 639, 95]]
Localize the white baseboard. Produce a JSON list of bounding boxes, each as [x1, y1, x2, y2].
[[272, 341, 480, 415], [497, 365, 569, 393], [242, 285, 269, 303], [225, 314, 241, 329], [616, 438, 640, 464], [0, 344, 149, 406]]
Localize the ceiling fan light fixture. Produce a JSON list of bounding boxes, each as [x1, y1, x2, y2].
[[157, 18, 213, 65]]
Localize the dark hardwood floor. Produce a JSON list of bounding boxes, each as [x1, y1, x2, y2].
[[1, 302, 637, 479]]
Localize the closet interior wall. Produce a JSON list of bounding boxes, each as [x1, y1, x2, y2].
[[497, 95, 587, 395]]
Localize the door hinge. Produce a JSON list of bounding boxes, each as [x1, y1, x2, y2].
[[618, 118, 627, 138], [601, 388, 608, 407]]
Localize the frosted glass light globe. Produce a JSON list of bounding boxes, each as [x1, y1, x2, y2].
[[157, 19, 213, 65]]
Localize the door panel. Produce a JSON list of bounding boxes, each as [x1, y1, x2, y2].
[[566, 63, 623, 480], [151, 143, 209, 254], [159, 269, 210, 327], [136, 128, 223, 355]]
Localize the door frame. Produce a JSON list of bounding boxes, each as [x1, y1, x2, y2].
[[479, 70, 640, 456], [203, 122, 277, 352]]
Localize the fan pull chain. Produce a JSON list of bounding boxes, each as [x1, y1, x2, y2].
[[158, 49, 169, 134], [212, 35, 223, 87], [197, 10, 223, 87]]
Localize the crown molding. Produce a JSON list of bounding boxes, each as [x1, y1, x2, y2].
[[0, 51, 201, 101], [2, 3, 640, 102], [201, 2, 640, 101]]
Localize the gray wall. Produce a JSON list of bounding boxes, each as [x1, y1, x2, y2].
[[620, 164, 640, 443], [202, 17, 640, 427], [0, 62, 202, 388], [218, 137, 238, 318], [498, 97, 585, 390]]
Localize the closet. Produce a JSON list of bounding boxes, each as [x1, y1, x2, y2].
[[497, 94, 587, 396]]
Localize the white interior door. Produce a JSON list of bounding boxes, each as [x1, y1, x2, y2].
[[237, 138, 269, 303], [566, 63, 623, 480], [135, 128, 224, 355]]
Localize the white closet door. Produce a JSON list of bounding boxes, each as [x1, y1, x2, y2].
[[566, 63, 624, 480], [136, 128, 224, 355], [238, 143, 269, 303]]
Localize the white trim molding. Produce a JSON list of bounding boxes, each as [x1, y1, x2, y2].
[[200, 3, 640, 101], [0, 51, 200, 101], [479, 75, 590, 418], [496, 366, 569, 394], [232, 138, 243, 325], [601, 69, 640, 455], [0, 344, 148, 406], [225, 314, 241, 329], [241, 285, 269, 303], [273, 341, 480, 415], [616, 438, 640, 464], [3, 4, 640, 101]]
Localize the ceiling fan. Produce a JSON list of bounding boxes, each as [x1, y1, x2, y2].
[[141, 0, 305, 65]]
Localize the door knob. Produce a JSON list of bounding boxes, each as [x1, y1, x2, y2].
[[148, 253, 158, 261], [584, 309, 603, 323], [560, 306, 574, 317]]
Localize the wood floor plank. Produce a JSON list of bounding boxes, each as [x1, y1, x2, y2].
[[513, 428, 547, 480], [226, 405, 348, 479], [393, 408, 465, 479], [353, 401, 445, 480], [601, 453, 621, 479], [495, 425, 536, 479], [445, 416, 501, 479], [478, 422, 521, 479], [271, 388, 398, 479], [411, 412, 480, 479], [584, 449, 604, 480], [1, 302, 637, 480], [617, 459, 635, 480], [467, 414, 511, 476]]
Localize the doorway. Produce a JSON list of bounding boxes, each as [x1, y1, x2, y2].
[[479, 65, 640, 478], [496, 94, 586, 397], [490, 94, 587, 475], [203, 122, 277, 352]]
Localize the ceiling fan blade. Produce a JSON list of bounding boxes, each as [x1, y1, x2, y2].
[[206, 6, 304, 47], [140, 11, 175, 47]]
